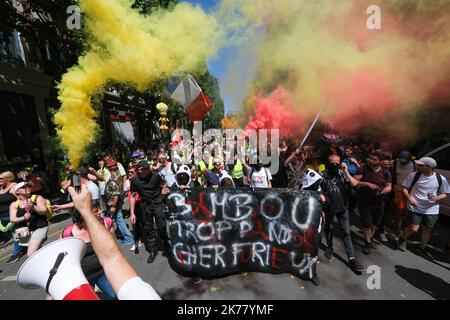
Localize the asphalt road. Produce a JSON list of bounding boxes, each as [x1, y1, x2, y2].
[[1, 211, 449, 300]]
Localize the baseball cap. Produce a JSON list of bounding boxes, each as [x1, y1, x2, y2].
[[11, 181, 32, 193], [131, 151, 140, 159], [398, 151, 412, 165], [414, 157, 437, 168], [136, 160, 150, 169]]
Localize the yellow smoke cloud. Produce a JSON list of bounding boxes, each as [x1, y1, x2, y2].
[[55, 0, 220, 166], [218, 0, 450, 138]]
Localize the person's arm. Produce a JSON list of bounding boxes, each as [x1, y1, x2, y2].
[[402, 186, 418, 207], [430, 193, 448, 202], [380, 182, 392, 195], [284, 150, 299, 168], [9, 202, 29, 223], [33, 196, 48, 215], [350, 157, 361, 168], [354, 174, 378, 190], [341, 163, 358, 187], [88, 168, 104, 182], [129, 192, 136, 225], [51, 202, 74, 212], [67, 185, 140, 295]]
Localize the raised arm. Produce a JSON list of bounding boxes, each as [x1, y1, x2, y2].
[[67, 185, 139, 294]]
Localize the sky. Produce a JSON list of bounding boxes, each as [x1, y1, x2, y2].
[[182, 0, 256, 115]]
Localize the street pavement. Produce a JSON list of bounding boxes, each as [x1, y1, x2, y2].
[[1, 211, 449, 300]]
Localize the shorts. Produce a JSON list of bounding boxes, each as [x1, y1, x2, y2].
[[357, 200, 384, 229], [30, 226, 48, 241], [409, 211, 439, 228], [394, 189, 408, 210]]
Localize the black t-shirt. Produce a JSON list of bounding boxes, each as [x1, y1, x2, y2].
[[130, 172, 163, 204], [0, 191, 16, 219], [321, 170, 349, 213], [16, 205, 48, 230]]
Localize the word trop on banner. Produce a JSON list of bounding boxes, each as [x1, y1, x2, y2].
[[167, 189, 322, 280]]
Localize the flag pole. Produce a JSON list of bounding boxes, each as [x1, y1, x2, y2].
[[300, 106, 324, 148]]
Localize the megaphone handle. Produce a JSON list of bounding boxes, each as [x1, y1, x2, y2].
[[46, 252, 67, 294]]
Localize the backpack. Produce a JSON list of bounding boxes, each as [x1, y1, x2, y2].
[[16, 195, 52, 221], [407, 172, 443, 194], [105, 177, 123, 209]]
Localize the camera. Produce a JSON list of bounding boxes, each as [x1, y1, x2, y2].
[[69, 171, 83, 224]]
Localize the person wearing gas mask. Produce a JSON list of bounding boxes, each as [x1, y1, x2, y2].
[[171, 165, 204, 284], [321, 154, 365, 274], [129, 160, 169, 264], [300, 169, 325, 286]]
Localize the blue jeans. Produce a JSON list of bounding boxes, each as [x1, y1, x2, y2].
[[95, 273, 117, 300], [115, 209, 134, 243], [324, 209, 355, 259], [0, 217, 22, 256]]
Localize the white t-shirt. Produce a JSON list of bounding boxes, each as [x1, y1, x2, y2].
[[250, 168, 272, 188], [395, 162, 415, 190], [402, 172, 450, 215], [159, 163, 177, 188], [117, 277, 161, 300], [87, 181, 100, 201], [117, 162, 127, 177]]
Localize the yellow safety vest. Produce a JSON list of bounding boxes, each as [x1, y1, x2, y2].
[[231, 159, 244, 179]]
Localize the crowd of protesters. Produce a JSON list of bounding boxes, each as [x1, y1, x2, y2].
[[1, 132, 449, 296]]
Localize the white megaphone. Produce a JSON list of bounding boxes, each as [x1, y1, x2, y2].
[[17, 238, 99, 300]]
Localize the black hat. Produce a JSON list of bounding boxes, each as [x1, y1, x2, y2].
[[398, 151, 412, 165], [136, 160, 150, 169]]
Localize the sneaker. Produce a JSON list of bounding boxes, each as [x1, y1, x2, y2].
[[370, 241, 378, 249], [6, 254, 20, 265], [417, 247, 434, 262], [348, 258, 365, 274], [130, 241, 143, 252], [147, 250, 158, 264], [398, 239, 407, 252], [379, 232, 388, 243], [311, 275, 320, 286], [363, 243, 371, 255], [325, 247, 334, 260], [192, 277, 202, 285]]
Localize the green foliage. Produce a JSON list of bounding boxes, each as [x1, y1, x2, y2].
[[132, 0, 179, 14]]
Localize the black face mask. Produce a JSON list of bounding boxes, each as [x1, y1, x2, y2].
[[327, 163, 340, 175], [254, 163, 263, 171]]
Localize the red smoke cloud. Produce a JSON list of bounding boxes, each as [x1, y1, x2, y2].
[[243, 87, 307, 138]]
